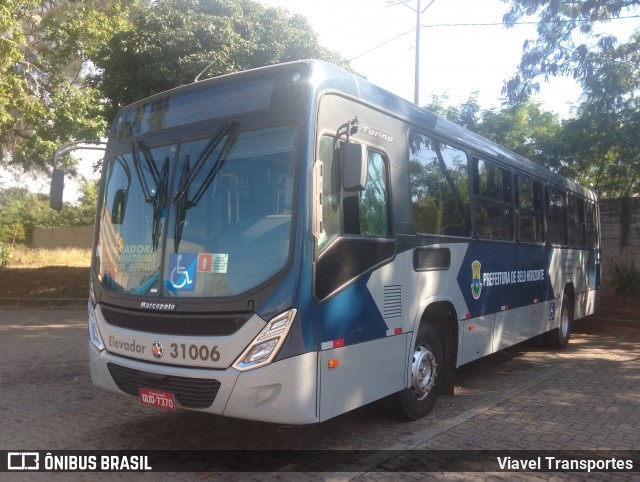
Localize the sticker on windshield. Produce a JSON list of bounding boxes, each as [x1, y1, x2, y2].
[[197, 253, 228, 274], [169, 253, 198, 291]]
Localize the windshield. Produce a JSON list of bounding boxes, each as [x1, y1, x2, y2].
[[96, 125, 297, 298]]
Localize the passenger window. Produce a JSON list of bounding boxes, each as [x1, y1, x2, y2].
[[409, 132, 470, 237], [516, 175, 544, 243], [547, 186, 567, 246], [568, 195, 586, 247], [473, 158, 513, 241], [586, 201, 598, 248]]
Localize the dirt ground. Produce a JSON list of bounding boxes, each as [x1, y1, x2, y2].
[[0, 266, 90, 300]]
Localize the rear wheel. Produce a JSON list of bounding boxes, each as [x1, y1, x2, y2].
[[544, 293, 572, 349], [390, 323, 443, 420]]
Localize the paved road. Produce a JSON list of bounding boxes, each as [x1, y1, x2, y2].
[[1, 308, 639, 480]]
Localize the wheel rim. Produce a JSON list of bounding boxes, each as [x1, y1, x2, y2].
[[411, 344, 438, 401], [560, 305, 570, 339]]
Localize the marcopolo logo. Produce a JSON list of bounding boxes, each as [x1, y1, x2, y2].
[[140, 301, 176, 311], [471, 260, 482, 300]]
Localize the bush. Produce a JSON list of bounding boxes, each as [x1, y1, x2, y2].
[[610, 260, 640, 295], [0, 243, 12, 267]]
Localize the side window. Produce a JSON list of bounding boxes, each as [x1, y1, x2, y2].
[[409, 132, 470, 236], [586, 201, 599, 248], [515, 175, 544, 243], [547, 186, 567, 246], [317, 136, 390, 251], [568, 194, 586, 247], [473, 158, 513, 241], [358, 150, 389, 237]]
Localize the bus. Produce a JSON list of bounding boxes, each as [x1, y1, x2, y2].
[[51, 60, 601, 424]]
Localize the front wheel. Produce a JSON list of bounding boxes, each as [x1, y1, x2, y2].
[[389, 323, 443, 420]]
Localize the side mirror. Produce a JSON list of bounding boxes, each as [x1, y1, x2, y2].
[[342, 142, 368, 192], [50, 168, 65, 210]]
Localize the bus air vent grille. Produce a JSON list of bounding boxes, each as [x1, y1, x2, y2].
[[107, 363, 221, 409], [383, 285, 402, 319], [101, 305, 248, 336]]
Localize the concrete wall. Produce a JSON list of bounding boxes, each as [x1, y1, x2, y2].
[[600, 198, 640, 284], [31, 226, 94, 249]]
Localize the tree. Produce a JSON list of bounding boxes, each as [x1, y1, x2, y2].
[[0, 1, 135, 174], [477, 99, 561, 168], [424, 93, 482, 131], [501, 0, 640, 103], [554, 98, 640, 198], [0, 181, 98, 247], [500, 1, 640, 197], [93, 0, 352, 122]]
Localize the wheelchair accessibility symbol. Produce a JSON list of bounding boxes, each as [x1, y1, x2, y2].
[[169, 253, 197, 291]]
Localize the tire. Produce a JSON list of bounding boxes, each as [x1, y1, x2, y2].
[[544, 293, 572, 349], [388, 323, 443, 421]]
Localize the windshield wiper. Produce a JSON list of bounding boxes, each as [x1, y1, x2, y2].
[[188, 129, 239, 207], [152, 157, 170, 251], [172, 120, 237, 252], [173, 120, 236, 204], [173, 155, 191, 253]]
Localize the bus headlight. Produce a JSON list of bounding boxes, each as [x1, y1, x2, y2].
[[88, 300, 105, 352], [233, 308, 297, 371]]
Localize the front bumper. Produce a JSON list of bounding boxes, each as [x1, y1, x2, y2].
[[89, 342, 319, 424]]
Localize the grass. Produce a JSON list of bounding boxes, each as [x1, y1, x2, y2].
[[0, 247, 91, 300], [8, 246, 91, 268]]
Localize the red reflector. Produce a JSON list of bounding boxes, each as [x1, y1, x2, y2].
[[394, 328, 402, 335], [333, 339, 345, 348], [465, 313, 472, 319]]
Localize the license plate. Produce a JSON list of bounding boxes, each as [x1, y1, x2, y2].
[[139, 388, 176, 411]]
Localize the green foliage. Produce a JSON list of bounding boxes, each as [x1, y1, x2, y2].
[[554, 102, 640, 198], [610, 260, 640, 295], [0, 243, 13, 266], [501, 0, 640, 102], [93, 0, 351, 121], [0, 0, 135, 173], [0, 182, 98, 246], [500, 1, 640, 197]]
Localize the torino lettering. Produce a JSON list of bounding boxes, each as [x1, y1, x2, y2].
[[360, 124, 394, 142]]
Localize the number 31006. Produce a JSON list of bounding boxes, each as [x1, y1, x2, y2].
[[170, 343, 221, 362]]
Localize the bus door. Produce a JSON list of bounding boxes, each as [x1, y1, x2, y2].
[[313, 94, 408, 421]]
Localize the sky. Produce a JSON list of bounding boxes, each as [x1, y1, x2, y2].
[[257, 0, 638, 117]]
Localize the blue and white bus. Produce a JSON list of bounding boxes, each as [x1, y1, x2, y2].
[[52, 60, 601, 423]]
